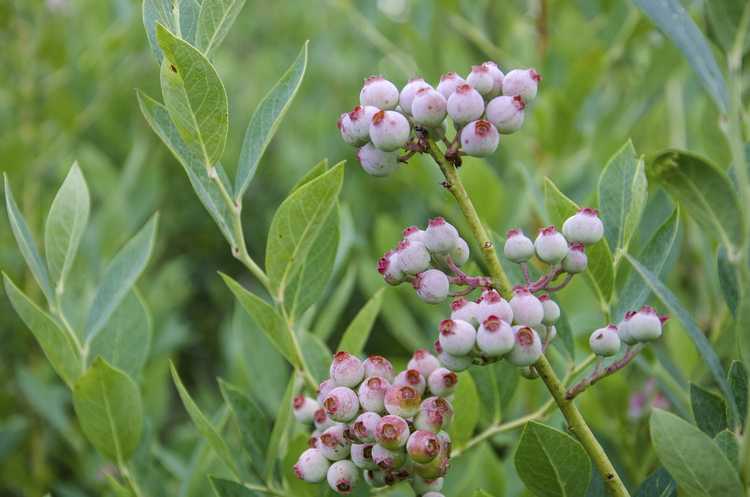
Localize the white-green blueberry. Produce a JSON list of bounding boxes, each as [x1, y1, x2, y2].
[[589, 325, 621, 357], [413, 269, 450, 304], [345, 105, 379, 145], [509, 287, 544, 326], [394, 369, 427, 396], [294, 448, 331, 483], [357, 143, 400, 177], [450, 237, 470, 266], [450, 297, 481, 326], [319, 424, 352, 461], [323, 386, 360, 422], [486, 95, 525, 134], [327, 459, 359, 495], [314, 408, 336, 431], [360, 75, 400, 109], [476, 315, 514, 357], [534, 225, 569, 263], [508, 326, 543, 366], [358, 376, 389, 413], [407, 430, 441, 464], [423, 492, 447, 497], [364, 469, 387, 487], [466, 64, 495, 97], [617, 312, 638, 346], [375, 414, 410, 449], [330, 351, 365, 387], [293, 395, 320, 424], [351, 411, 382, 442], [427, 367, 458, 397], [412, 87, 448, 127], [502, 68, 541, 101], [403, 225, 427, 244], [460, 119, 500, 157], [415, 397, 453, 432], [436, 72, 466, 99], [412, 475, 444, 494], [377, 250, 404, 286], [539, 295, 560, 324], [408, 349, 441, 378], [351, 443, 378, 470], [562, 208, 604, 245], [396, 239, 431, 275], [562, 242, 587, 273], [628, 305, 666, 342], [504, 228, 535, 262], [436, 349, 472, 372], [424, 217, 460, 253], [369, 110, 411, 151], [337, 112, 358, 146], [447, 83, 485, 125], [438, 319, 476, 356], [399, 77, 432, 115], [476, 288, 514, 324], [363, 355, 395, 382], [483, 61, 505, 98], [384, 384, 422, 417], [372, 443, 406, 470]]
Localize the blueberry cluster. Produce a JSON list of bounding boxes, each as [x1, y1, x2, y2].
[[293, 351, 456, 496], [337, 65, 541, 176]]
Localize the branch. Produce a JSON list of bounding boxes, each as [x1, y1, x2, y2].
[[565, 345, 643, 400]]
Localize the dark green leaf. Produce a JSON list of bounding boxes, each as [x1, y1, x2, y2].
[[690, 383, 728, 437], [714, 430, 740, 469], [449, 372, 480, 449], [470, 364, 502, 425], [633, 468, 677, 497], [195, 0, 247, 56], [717, 247, 739, 316], [728, 361, 748, 428], [210, 477, 258, 497], [219, 380, 270, 474], [705, 0, 750, 54], [337, 288, 384, 356], [265, 376, 295, 481]]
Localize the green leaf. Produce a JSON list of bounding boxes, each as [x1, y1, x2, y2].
[[169, 362, 240, 478], [220, 273, 300, 369], [514, 421, 592, 497], [632, 0, 728, 112], [265, 376, 295, 481], [615, 208, 679, 319], [650, 409, 743, 497], [633, 468, 677, 497], [219, 380, 270, 474], [44, 162, 90, 292], [89, 290, 152, 380], [195, 0, 247, 56], [337, 288, 384, 355], [544, 178, 614, 305], [85, 214, 158, 343], [72, 357, 143, 461], [470, 364, 502, 425], [705, 0, 750, 54], [624, 253, 740, 425], [597, 141, 647, 256], [690, 383, 728, 437], [143, 0, 200, 62], [717, 246, 739, 316], [266, 162, 344, 298], [156, 23, 228, 167], [209, 477, 257, 497], [299, 330, 331, 383], [728, 361, 748, 428], [292, 159, 328, 192], [4, 174, 54, 305], [449, 372, 480, 449], [555, 308, 576, 360], [235, 42, 309, 199], [714, 430, 740, 469], [647, 150, 745, 253], [137, 90, 235, 245], [3, 273, 81, 388], [312, 268, 356, 341]]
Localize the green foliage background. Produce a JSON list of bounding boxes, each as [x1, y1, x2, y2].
[[0, 0, 746, 496]]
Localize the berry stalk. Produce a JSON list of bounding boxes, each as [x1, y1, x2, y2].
[[565, 345, 643, 399], [425, 139, 513, 295]]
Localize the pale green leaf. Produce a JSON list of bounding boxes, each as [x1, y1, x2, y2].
[[3, 273, 81, 388], [157, 23, 228, 167], [209, 477, 258, 497], [143, 0, 200, 62], [85, 214, 158, 343], [73, 357, 143, 461], [470, 363, 502, 425], [312, 267, 355, 341], [195, 0, 247, 56], [299, 330, 331, 383], [337, 288, 384, 356], [449, 372, 480, 449], [689, 383, 727, 437], [705, 0, 750, 54], [714, 430, 740, 469], [633, 468, 677, 497], [235, 42, 309, 199], [650, 409, 743, 497], [219, 380, 270, 475]]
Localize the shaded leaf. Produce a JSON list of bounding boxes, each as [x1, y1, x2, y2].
[[689, 383, 727, 437], [470, 364, 502, 425], [728, 361, 748, 428], [209, 477, 257, 497], [714, 430, 740, 469], [705, 0, 750, 54], [142, 0, 199, 62], [449, 372, 480, 449], [312, 268, 356, 341], [633, 467, 677, 497], [337, 288, 384, 356], [219, 380, 270, 474], [717, 247, 739, 316], [265, 377, 295, 481], [195, 0, 247, 56], [299, 330, 331, 383]]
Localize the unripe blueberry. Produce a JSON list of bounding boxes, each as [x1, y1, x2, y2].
[[408, 349, 441, 378], [476, 288, 514, 325], [476, 315, 514, 357], [317, 379, 336, 404], [520, 366, 540, 380], [436, 431, 452, 457], [369, 110, 411, 152], [364, 469, 387, 487], [357, 143, 400, 177], [534, 226, 569, 263], [309, 432, 321, 449], [450, 237, 470, 266], [546, 324, 557, 342], [360, 75, 400, 109], [509, 287, 544, 326], [384, 384, 421, 418], [539, 295, 561, 325], [377, 250, 404, 286], [628, 305, 666, 342], [293, 395, 320, 424], [407, 430, 441, 463], [351, 443, 378, 470], [423, 492, 447, 497], [403, 225, 427, 244], [372, 443, 406, 470], [483, 61, 505, 98], [436, 72, 466, 99], [466, 64, 495, 97], [415, 397, 453, 432], [319, 424, 352, 461], [504, 228, 535, 262], [414, 453, 449, 480], [589, 325, 621, 357], [562, 208, 604, 245], [617, 312, 638, 346], [438, 319, 476, 356], [330, 351, 365, 388], [375, 414, 410, 449], [399, 78, 432, 115], [508, 326, 543, 367], [437, 350, 472, 372], [413, 269, 450, 304], [412, 88, 448, 127], [327, 459, 359, 495], [450, 297, 481, 326], [351, 411, 382, 443], [396, 239, 431, 275], [294, 448, 331, 483], [357, 376, 389, 413], [460, 119, 500, 157], [394, 369, 427, 396], [412, 475, 444, 494], [427, 367, 458, 397], [323, 386, 360, 422], [486, 95, 525, 134], [562, 242, 588, 273], [447, 84, 485, 125], [502, 69, 541, 101], [363, 355, 395, 382], [424, 217, 460, 254], [346, 105, 380, 145], [314, 408, 336, 431], [337, 112, 358, 146]]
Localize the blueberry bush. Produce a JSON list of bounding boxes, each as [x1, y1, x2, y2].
[[1, 1, 749, 497]]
